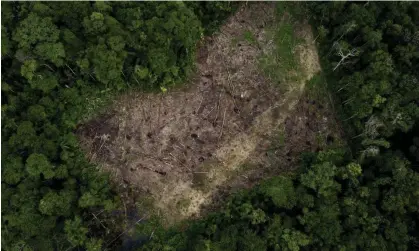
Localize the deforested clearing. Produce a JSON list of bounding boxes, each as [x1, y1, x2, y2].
[[77, 2, 336, 223]]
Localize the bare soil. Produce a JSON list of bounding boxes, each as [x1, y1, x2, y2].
[[77, 2, 339, 223]]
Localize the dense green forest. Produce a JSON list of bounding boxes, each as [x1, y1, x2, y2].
[[1, 2, 236, 250], [1, 1, 418, 251], [309, 1, 419, 150], [143, 2, 419, 251]]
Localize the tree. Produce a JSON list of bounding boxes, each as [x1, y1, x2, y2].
[[13, 13, 59, 49], [2, 156, 26, 185], [258, 176, 296, 209], [64, 216, 88, 246], [26, 153, 55, 179], [83, 12, 107, 35], [21, 60, 38, 81], [39, 190, 75, 216], [8, 121, 37, 150], [34, 42, 66, 67], [29, 73, 59, 93], [85, 44, 126, 89]]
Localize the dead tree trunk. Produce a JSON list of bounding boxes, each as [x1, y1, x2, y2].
[[333, 42, 358, 71]]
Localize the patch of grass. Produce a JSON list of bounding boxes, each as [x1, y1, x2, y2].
[[275, 2, 308, 21], [305, 73, 349, 154], [264, 128, 287, 162], [274, 23, 299, 71], [258, 3, 304, 88], [306, 72, 348, 150], [79, 89, 115, 123], [306, 72, 329, 103], [231, 30, 258, 50], [243, 30, 257, 45]]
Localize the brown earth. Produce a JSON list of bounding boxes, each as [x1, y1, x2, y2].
[[77, 2, 340, 223]]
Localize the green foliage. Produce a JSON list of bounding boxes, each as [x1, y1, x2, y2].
[[2, 156, 25, 185], [38, 190, 75, 216], [307, 2, 419, 145], [20, 60, 38, 81], [279, 229, 311, 251], [300, 161, 340, 198], [64, 216, 88, 246], [26, 153, 54, 179], [85, 238, 103, 251], [34, 42, 66, 67], [259, 6, 303, 87], [13, 13, 59, 49], [258, 176, 296, 209], [243, 30, 257, 45]]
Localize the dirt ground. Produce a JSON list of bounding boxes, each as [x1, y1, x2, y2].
[[77, 2, 340, 223]]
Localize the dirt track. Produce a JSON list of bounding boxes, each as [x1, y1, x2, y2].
[[78, 2, 323, 223]]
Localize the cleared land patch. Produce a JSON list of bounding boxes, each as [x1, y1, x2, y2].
[[77, 3, 339, 223]]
